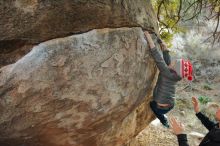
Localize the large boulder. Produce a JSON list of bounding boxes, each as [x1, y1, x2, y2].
[[0, 27, 157, 146], [0, 0, 158, 67], [0, 0, 157, 43]]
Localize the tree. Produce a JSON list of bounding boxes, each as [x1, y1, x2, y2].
[[152, 0, 220, 44]]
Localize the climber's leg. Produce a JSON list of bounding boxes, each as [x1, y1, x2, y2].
[[150, 101, 173, 128]]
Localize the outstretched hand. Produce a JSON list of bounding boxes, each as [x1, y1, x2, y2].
[[192, 96, 200, 113], [170, 117, 185, 135], [144, 31, 156, 49]]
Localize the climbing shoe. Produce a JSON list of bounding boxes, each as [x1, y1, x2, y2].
[[162, 120, 170, 128]]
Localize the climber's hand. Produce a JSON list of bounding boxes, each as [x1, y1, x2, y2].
[[170, 117, 185, 135], [144, 31, 155, 49]]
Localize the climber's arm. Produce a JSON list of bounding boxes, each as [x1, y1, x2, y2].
[[162, 50, 171, 66], [144, 31, 171, 76], [144, 31, 156, 49], [157, 36, 171, 66]]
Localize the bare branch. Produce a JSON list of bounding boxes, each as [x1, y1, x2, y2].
[[183, 0, 203, 21], [155, 0, 220, 44], [171, 0, 182, 28], [157, 0, 169, 29], [212, 12, 220, 44], [182, 0, 200, 16]]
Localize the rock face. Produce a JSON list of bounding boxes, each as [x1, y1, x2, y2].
[[0, 0, 159, 145], [0, 27, 157, 146], [0, 0, 157, 67], [0, 0, 157, 43]]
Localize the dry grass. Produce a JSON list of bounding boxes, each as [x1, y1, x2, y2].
[[128, 124, 178, 146]]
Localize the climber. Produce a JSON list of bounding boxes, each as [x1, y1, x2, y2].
[[170, 96, 220, 146], [144, 31, 193, 128]]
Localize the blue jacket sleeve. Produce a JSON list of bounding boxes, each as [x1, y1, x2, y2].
[[177, 134, 189, 146], [196, 112, 216, 131]]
